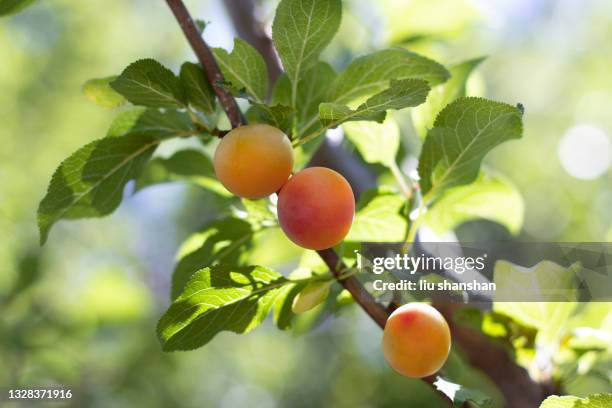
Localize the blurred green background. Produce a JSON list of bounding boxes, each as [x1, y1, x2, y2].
[[1, 0, 611, 406]]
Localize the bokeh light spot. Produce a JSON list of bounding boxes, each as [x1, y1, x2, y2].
[[558, 124, 611, 180]]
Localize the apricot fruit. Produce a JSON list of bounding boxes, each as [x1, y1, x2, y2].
[[382, 303, 451, 378], [213, 124, 293, 199], [277, 167, 355, 250]]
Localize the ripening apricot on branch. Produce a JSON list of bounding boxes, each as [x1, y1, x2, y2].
[[382, 303, 451, 378], [278, 167, 355, 250], [213, 124, 293, 199]]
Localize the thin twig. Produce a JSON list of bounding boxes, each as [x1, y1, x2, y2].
[[402, 200, 425, 254], [389, 160, 413, 200]]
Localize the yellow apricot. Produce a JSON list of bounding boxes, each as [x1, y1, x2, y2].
[[213, 124, 293, 199], [382, 303, 451, 378]]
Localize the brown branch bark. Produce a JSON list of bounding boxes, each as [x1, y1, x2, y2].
[[166, 0, 245, 128], [317, 247, 389, 328]]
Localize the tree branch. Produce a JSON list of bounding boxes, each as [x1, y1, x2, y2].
[[164, 2, 456, 405], [317, 248, 389, 328], [166, 0, 245, 128]]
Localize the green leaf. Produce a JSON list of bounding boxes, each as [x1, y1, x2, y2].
[[540, 394, 612, 408], [391, 34, 434, 47], [330, 48, 450, 104], [494, 260, 580, 303], [195, 19, 207, 33], [453, 308, 537, 350], [158, 265, 290, 351], [540, 396, 581, 408], [171, 218, 255, 299], [418, 97, 523, 200], [238, 198, 277, 227], [273, 281, 306, 330], [319, 103, 383, 125], [296, 63, 337, 135], [106, 108, 147, 137], [246, 103, 294, 134], [179, 62, 216, 114], [493, 261, 580, 343], [9, 250, 42, 298], [38, 134, 160, 244], [574, 394, 612, 408], [433, 377, 492, 408], [106, 108, 195, 138], [272, 0, 341, 89], [135, 149, 228, 196], [271, 74, 291, 106], [110, 59, 185, 108], [213, 39, 268, 102], [567, 303, 612, 333], [0, 0, 36, 16], [412, 57, 485, 138], [82, 76, 126, 108], [336, 289, 354, 307], [273, 62, 337, 137], [343, 117, 400, 167], [422, 170, 524, 234], [292, 281, 332, 314], [319, 79, 430, 127], [346, 188, 407, 242]]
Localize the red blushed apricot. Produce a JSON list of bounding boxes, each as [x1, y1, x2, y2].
[[213, 124, 293, 199], [382, 303, 451, 378], [278, 167, 355, 250]]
